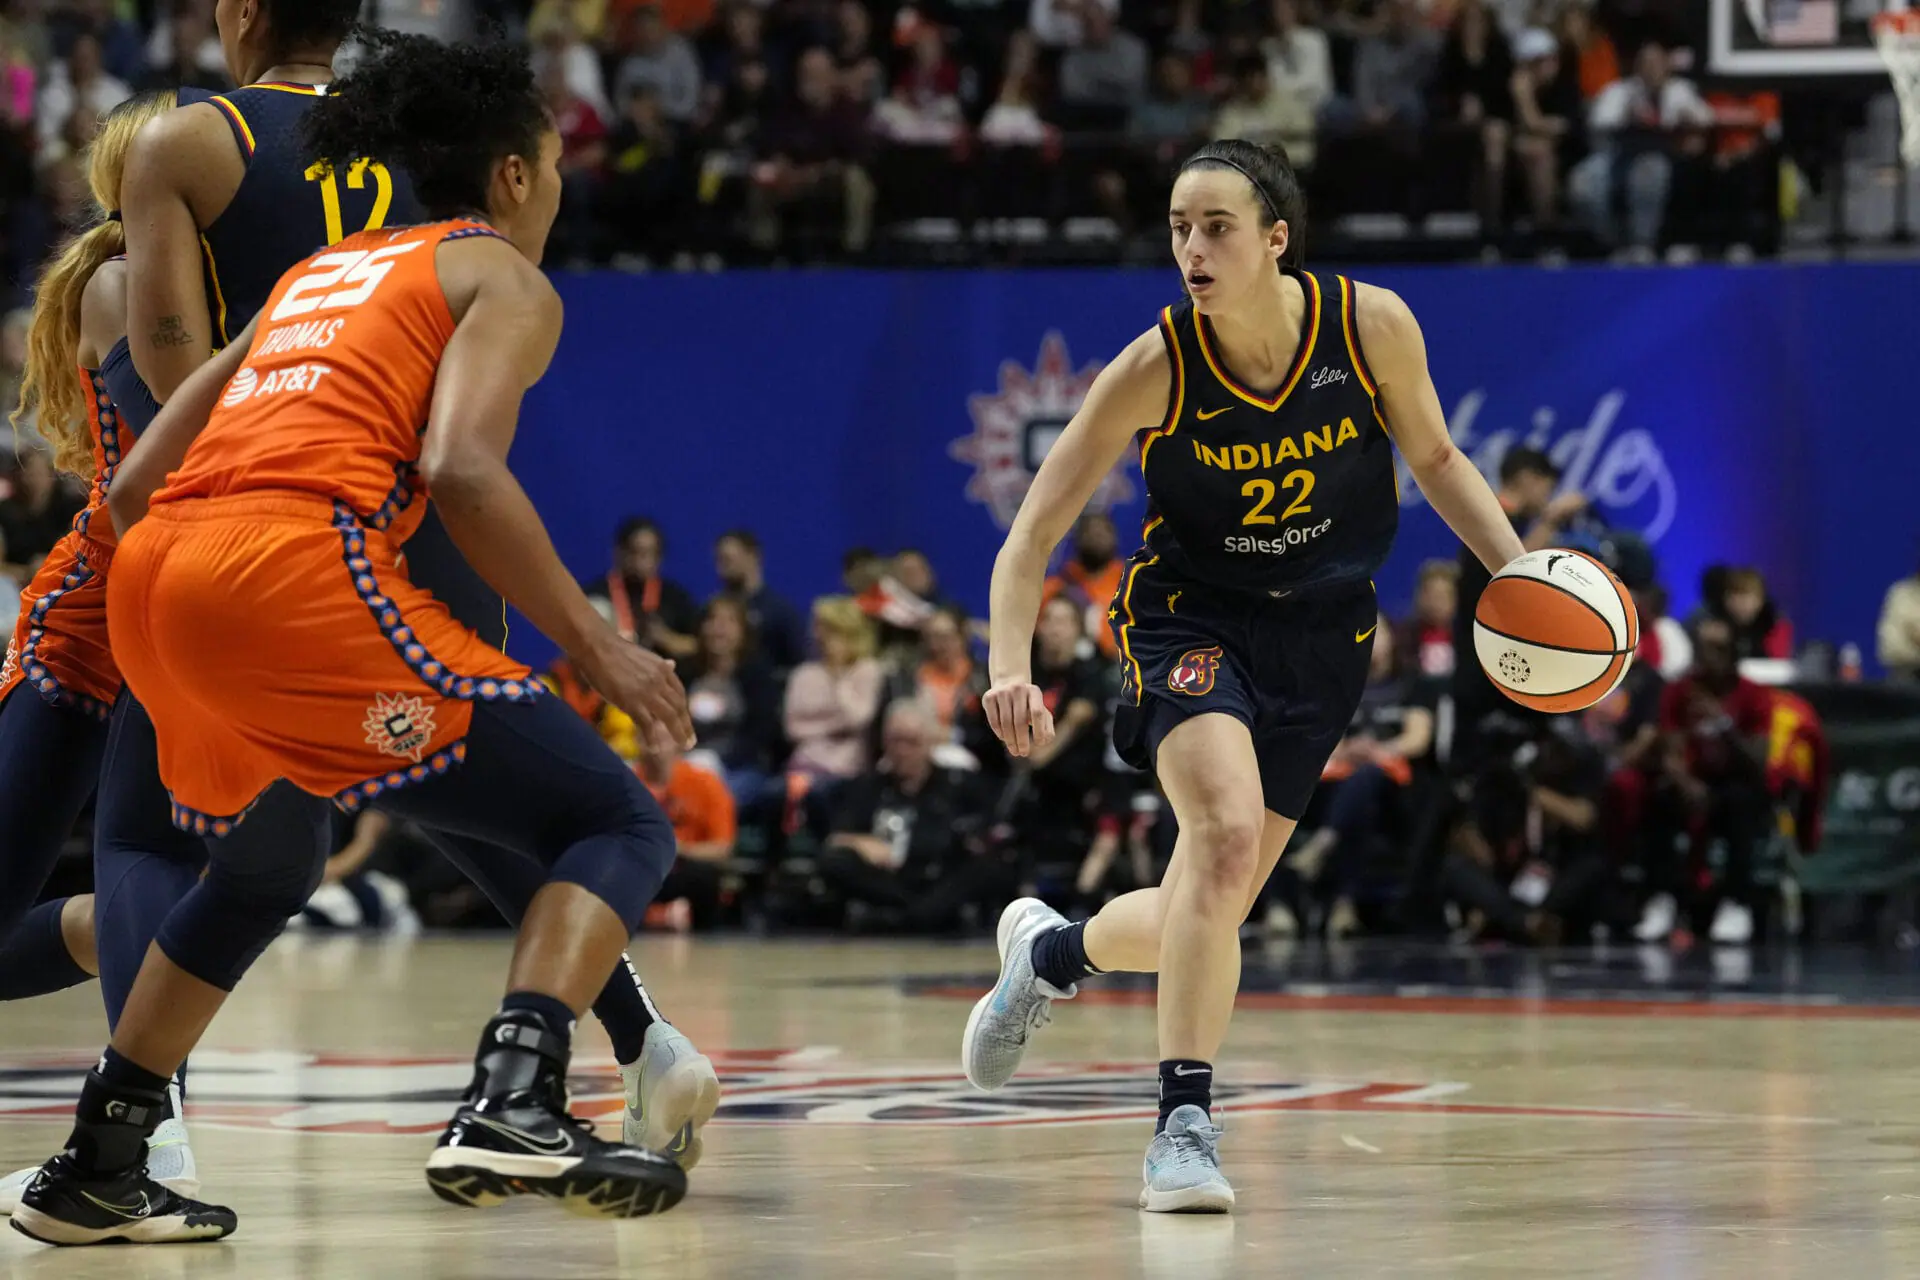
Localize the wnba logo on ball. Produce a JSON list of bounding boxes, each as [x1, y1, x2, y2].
[[1168, 647, 1222, 696]]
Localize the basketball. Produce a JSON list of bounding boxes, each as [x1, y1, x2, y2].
[[1473, 549, 1639, 713]]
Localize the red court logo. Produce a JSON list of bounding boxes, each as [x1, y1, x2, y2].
[[1168, 646, 1222, 696]]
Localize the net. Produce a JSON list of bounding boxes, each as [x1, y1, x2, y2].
[[1874, 9, 1920, 166]]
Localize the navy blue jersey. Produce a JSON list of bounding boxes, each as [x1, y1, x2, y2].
[[198, 83, 507, 649], [1137, 272, 1399, 596]]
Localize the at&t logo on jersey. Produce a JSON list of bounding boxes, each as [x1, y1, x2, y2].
[[951, 333, 1135, 529], [1167, 646, 1222, 696]]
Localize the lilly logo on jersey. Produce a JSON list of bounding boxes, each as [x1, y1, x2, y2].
[[1167, 646, 1222, 696], [1397, 390, 1677, 543], [952, 334, 1135, 530]]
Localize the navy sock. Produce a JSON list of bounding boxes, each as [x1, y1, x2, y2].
[[1030, 920, 1102, 990], [499, 991, 578, 1051], [1157, 1059, 1213, 1132], [68, 1048, 170, 1175], [591, 954, 660, 1065], [0, 898, 91, 1000]]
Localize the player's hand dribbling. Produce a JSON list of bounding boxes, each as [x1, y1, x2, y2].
[[983, 678, 1054, 758], [576, 634, 696, 750]]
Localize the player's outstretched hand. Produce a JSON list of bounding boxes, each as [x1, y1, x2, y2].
[[577, 635, 696, 750], [983, 679, 1055, 758]]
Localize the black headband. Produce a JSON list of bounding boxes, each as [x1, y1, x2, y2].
[[105, 210, 121, 222], [1181, 156, 1281, 223]]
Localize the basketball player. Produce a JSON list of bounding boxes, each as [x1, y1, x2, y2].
[[11, 32, 697, 1246], [0, 0, 719, 1214], [960, 140, 1528, 1211]]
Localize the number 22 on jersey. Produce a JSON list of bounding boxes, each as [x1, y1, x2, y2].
[[270, 243, 422, 323], [1240, 470, 1315, 525]]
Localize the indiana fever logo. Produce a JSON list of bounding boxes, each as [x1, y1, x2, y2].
[[951, 333, 1135, 530], [1168, 646, 1222, 696]]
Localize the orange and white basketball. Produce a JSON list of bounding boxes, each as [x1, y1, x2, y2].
[[1473, 548, 1638, 713]]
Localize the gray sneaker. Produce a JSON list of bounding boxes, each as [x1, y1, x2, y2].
[[623, 1023, 721, 1170], [1140, 1105, 1234, 1213], [961, 898, 1075, 1091]]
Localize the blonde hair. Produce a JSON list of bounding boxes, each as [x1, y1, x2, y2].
[[812, 595, 876, 662], [14, 90, 178, 481]]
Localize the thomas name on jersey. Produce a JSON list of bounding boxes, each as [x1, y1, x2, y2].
[[256, 317, 347, 356]]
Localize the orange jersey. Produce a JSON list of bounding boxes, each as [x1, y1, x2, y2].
[[156, 218, 502, 538]]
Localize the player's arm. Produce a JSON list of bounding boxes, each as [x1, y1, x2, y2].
[[421, 240, 693, 747], [1356, 283, 1525, 575], [123, 106, 231, 402], [985, 328, 1168, 756], [77, 259, 127, 369], [107, 314, 260, 536]]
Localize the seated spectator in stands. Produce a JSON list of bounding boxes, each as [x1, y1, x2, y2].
[[1568, 43, 1712, 256], [614, 1, 704, 124], [50, 0, 145, 85], [818, 700, 1010, 932], [750, 47, 874, 256], [637, 736, 737, 930], [1213, 53, 1315, 163], [1058, 5, 1148, 126], [1877, 552, 1920, 681], [832, 0, 885, 105], [1012, 596, 1117, 867], [588, 515, 701, 659], [1264, 0, 1332, 125], [1044, 511, 1124, 658], [872, 546, 945, 657], [1353, 0, 1439, 127], [1717, 566, 1793, 662], [0, 448, 84, 575], [1288, 616, 1439, 937], [701, 3, 770, 109], [532, 10, 613, 119], [1632, 581, 1693, 680], [1400, 558, 1457, 677], [715, 527, 806, 671], [1509, 27, 1581, 230], [785, 596, 885, 782], [873, 24, 966, 144], [1557, 2, 1618, 103], [543, 55, 610, 262], [530, 0, 610, 43], [883, 605, 984, 739], [1030, 0, 1121, 48], [138, 0, 228, 93], [1436, 0, 1515, 233], [38, 32, 130, 152], [684, 596, 786, 801], [979, 29, 1051, 146], [1653, 616, 1776, 943], [843, 545, 886, 597], [1699, 87, 1781, 254], [601, 88, 686, 260], [710, 54, 775, 156], [1443, 723, 1612, 945], [1130, 52, 1213, 160]]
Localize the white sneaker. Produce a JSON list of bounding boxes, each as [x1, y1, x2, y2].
[[1140, 1105, 1234, 1213], [1634, 893, 1677, 942], [1, 1080, 197, 1216], [622, 1023, 720, 1170], [1710, 900, 1754, 945], [961, 898, 1076, 1092]]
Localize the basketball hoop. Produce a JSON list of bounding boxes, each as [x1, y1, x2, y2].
[[1873, 8, 1920, 166]]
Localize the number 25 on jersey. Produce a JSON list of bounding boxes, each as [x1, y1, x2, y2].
[[270, 244, 421, 323]]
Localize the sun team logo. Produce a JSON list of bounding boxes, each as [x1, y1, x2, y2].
[[951, 333, 1135, 529], [1168, 646, 1222, 696], [363, 691, 435, 762]]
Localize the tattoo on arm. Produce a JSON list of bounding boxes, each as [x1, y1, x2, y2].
[[150, 315, 195, 348]]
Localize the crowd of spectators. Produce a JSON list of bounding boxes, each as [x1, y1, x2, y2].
[[0, 0, 1789, 295]]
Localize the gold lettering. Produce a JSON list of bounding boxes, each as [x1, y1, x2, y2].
[[1231, 444, 1260, 470], [1335, 417, 1359, 446], [1260, 442, 1274, 468], [1275, 437, 1302, 463], [1199, 442, 1230, 469], [1303, 425, 1334, 456]]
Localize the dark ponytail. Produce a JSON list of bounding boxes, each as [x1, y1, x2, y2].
[[1179, 139, 1307, 267], [302, 29, 548, 219]]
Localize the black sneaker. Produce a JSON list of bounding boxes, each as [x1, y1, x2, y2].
[[426, 1095, 687, 1219], [425, 1012, 687, 1219], [10, 1154, 236, 1246]]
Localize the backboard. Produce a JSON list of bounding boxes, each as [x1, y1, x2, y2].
[[1708, 0, 1895, 77]]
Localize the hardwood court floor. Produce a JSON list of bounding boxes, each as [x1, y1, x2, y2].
[[5, 934, 1920, 1279]]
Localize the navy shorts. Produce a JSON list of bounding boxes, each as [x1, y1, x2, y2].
[[1108, 556, 1376, 820]]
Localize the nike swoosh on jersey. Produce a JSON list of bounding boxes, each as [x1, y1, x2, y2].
[[1355, 625, 1379, 643], [1195, 406, 1233, 421]]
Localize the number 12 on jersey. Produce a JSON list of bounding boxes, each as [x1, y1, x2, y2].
[[303, 158, 394, 245]]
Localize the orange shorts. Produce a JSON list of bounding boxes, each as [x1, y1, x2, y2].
[[0, 531, 120, 718], [107, 492, 538, 833]]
